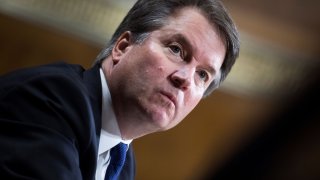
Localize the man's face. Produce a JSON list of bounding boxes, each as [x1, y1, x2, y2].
[[104, 7, 226, 139]]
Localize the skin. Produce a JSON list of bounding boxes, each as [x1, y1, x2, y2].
[[102, 7, 226, 140]]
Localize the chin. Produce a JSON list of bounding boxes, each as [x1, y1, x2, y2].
[[149, 111, 172, 130], [141, 101, 176, 131]]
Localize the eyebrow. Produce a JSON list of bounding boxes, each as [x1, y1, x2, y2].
[[171, 33, 192, 53], [205, 64, 217, 77]]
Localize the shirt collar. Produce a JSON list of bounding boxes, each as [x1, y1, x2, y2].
[[98, 68, 132, 155]]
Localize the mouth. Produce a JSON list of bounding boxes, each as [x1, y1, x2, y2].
[[160, 90, 177, 108]]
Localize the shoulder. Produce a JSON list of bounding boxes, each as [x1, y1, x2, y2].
[[0, 62, 98, 149], [1, 62, 82, 87], [0, 62, 100, 179], [0, 62, 92, 100]]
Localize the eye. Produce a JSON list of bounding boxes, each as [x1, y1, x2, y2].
[[197, 70, 209, 82], [169, 43, 184, 58]]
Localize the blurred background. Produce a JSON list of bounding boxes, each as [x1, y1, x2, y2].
[[0, 0, 319, 179]]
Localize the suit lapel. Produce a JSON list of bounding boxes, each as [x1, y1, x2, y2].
[[83, 64, 103, 146]]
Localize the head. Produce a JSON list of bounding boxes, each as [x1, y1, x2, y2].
[[98, 0, 239, 139]]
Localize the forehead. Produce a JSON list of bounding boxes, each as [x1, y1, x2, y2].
[[157, 7, 226, 69]]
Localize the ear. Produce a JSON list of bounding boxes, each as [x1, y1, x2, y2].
[[111, 31, 132, 65]]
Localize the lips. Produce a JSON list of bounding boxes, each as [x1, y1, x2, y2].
[[160, 90, 177, 108]]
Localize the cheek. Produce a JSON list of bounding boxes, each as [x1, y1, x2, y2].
[[165, 99, 200, 130], [183, 85, 204, 106], [184, 95, 201, 115], [179, 90, 202, 117], [137, 53, 168, 79], [167, 92, 202, 129]]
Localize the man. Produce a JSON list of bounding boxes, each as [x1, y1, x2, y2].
[[0, 0, 239, 179]]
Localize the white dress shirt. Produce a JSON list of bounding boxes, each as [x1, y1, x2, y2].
[[96, 69, 132, 180]]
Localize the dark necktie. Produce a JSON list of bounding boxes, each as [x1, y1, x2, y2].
[[105, 143, 128, 180]]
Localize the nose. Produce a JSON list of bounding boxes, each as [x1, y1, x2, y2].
[[170, 68, 192, 91]]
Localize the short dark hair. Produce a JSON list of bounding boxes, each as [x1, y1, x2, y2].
[[95, 0, 240, 97]]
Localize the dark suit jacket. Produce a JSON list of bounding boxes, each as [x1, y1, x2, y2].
[[0, 62, 135, 180]]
